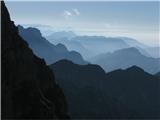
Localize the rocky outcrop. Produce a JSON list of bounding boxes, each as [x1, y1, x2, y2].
[[1, 1, 69, 119]]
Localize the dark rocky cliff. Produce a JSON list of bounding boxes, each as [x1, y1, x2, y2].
[[1, 1, 69, 119]]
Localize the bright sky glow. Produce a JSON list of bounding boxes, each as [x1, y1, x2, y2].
[[5, 1, 160, 46]]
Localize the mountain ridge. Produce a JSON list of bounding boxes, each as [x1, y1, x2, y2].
[[18, 25, 87, 65], [50, 59, 160, 118], [91, 47, 160, 74]]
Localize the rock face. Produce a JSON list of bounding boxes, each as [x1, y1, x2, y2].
[[1, 1, 69, 119]]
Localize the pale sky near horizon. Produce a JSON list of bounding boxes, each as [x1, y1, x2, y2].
[[5, 1, 160, 47]]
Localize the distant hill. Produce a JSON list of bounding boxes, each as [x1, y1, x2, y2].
[[18, 25, 87, 65], [145, 47, 160, 58], [50, 60, 160, 118], [70, 36, 130, 58], [47, 35, 152, 59], [118, 37, 148, 48], [90, 47, 160, 74], [47, 35, 130, 59], [119, 37, 160, 58], [46, 34, 92, 59]]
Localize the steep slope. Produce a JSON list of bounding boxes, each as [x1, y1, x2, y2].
[[1, 1, 69, 119], [91, 47, 160, 74], [50, 60, 160, 118], [18, 25, 87, 65]]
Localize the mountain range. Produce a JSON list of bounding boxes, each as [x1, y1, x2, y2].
[[2, 0, 160, 119], [46, 33, 158, 59], [47, 35, 130, 59], [90, 47, 160, 74], [18, 25, 87, 65], [50, 59, 160, 118]]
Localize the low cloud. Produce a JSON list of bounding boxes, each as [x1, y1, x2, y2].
[[63, 8, 80, 19], [72, 9, 80, 15], [63, 10, 73, 19]]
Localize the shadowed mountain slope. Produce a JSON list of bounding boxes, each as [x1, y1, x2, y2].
[[1, 1, 69, 119], [50, 60, 160, 119]]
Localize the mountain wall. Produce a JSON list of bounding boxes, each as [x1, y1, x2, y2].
[[1, 1, 69, 119]]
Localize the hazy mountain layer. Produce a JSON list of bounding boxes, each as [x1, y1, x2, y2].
[[90, 47, 160, 74], [18, 25, 87, 65], [145, 47, 160, 58], [47, 34, 155, 59]]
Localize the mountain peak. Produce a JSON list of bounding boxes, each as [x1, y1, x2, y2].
[[126, 65, 144, 73], [18, 25, 42, 37], [17, 25, 24, 30], [27, 27, 42, 36]]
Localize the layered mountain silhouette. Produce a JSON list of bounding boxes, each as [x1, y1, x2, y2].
[[48, 37, 91, 59], [2, 0, 160, 119], [50, 60, 160, 119], [64, 36, 130, 58], [47, 35, 130, 58], [47, 35, 153, 59], [90, 47, 160, 74], [18, 25, 87, 65], [1, 1, 69, 119], [119, 37, 147, 48]]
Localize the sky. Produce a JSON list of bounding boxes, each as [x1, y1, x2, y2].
[[5, 1, 160, 47]]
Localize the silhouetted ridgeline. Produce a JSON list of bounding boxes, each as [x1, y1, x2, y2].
[[91, 47, 160, 74], [1, 1, 69, 119], [155, 72, 160, 78], [18, 25, 87, 65], [50, 60, 160, 119]]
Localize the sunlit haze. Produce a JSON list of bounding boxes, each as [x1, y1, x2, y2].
[[6, 1, 160, 47]]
